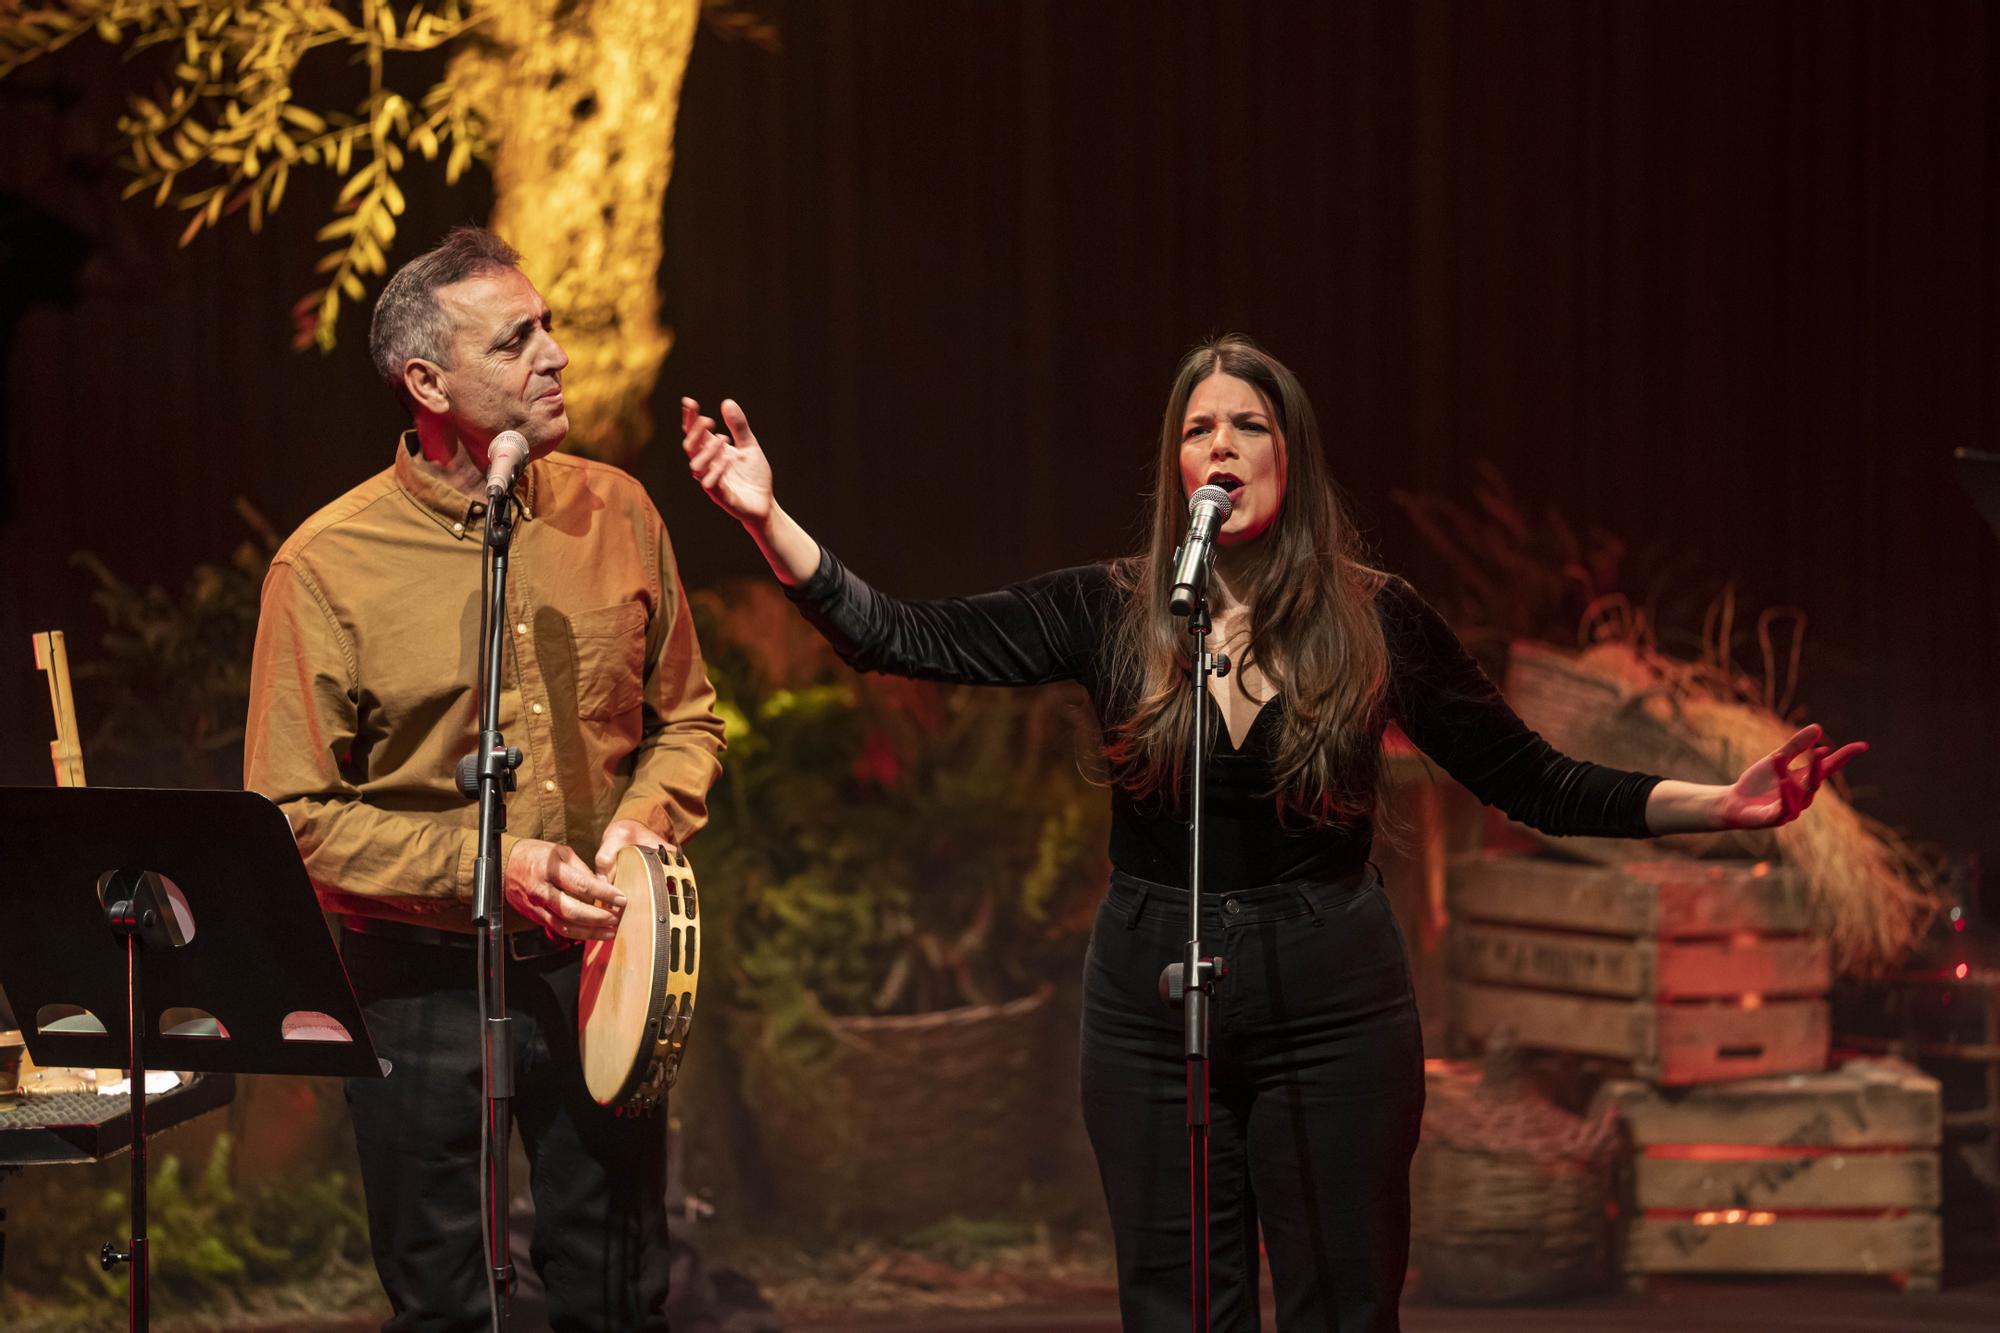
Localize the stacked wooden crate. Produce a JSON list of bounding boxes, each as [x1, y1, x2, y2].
[[1445, 853, 1948, 1289], [1449, 853, 1831, 1084], [1591, 1059, 1943, 1290]]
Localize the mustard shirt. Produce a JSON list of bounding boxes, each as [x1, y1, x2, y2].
[[243, 434, 726, 927]]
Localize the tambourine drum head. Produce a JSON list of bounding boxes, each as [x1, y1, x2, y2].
[[579, 846, 666, 1107]]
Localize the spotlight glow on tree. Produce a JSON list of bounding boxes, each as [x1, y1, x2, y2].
[[0, 0, 771, 463]]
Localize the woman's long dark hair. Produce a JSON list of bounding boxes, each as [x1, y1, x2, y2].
[[1103, 335, 1390, 821]]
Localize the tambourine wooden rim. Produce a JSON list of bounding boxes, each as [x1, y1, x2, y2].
[[578, 843, 699, 1110]]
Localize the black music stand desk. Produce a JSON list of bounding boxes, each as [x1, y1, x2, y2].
[[0, 786, 384, 1328]]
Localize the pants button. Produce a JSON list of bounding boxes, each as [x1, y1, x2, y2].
[[1222, 898, 1241, 915]]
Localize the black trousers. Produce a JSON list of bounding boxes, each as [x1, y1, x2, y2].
[[1080, 869, 1425, 1333], [341, 928, 671, 1333]]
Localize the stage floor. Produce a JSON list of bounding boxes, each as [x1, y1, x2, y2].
[[170, 1268, 2000, 1331], [784, 1273, 2000, 1332]]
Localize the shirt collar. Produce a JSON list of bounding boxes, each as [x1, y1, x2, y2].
[[393, 431, 539, 539]]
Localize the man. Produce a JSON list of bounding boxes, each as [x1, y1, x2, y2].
[[245, 226, 724, 1331]]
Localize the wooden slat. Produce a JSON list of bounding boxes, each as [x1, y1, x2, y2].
[[1449, 856, 1668, 935], [1453, 983, 1827, 1083], [1632, 1153, 1941, 1211], [1622, 1213, 1941, 1278], [1655, 1000, 1827, 1085], [1447, 853, 1812, 937], [1452, 924, 1830, 999], [1640, 861, 1813, 938], [1653, 935, 1829, 998], [1453, 981, 1650, 1060], [1451, 922, 1652, 996], [1593, 1061, 1942, 1148]]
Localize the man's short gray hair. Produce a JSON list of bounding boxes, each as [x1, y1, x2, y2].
[[368, 226, 522, 413]]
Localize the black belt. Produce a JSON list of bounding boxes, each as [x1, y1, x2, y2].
[[340, 914, 580, 962]]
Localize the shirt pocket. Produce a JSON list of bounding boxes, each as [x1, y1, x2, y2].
[[565, 601, 648, 721]]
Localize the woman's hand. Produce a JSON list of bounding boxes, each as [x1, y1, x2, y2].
[[683, 397, 774, 526], [679, 394, 821, 586], [1644, 723, 1866, 835], [1715, 723, 1867, 830]]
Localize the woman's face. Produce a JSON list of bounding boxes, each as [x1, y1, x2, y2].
[[1178, 372, 1287, 546]]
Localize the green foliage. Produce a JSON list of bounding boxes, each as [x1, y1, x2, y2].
[[0, 1132, 369, 1318], [0, 0, 779, 352], [69, 498, 276, 789], [899, 1214, 1038, 1263], [693, 582, 1108, 1033], [0, 0, 487, 351]]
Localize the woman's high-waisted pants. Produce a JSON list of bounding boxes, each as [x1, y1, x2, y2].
[[1080, 867, 1425, 1333]]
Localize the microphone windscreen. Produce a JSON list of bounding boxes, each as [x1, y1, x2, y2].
[[1188, 484, 1233, 522], [489, 431, 529, 470], [486, 430, 530, 493]]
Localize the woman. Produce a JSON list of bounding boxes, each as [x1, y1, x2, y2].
[[681, 336, 1861, 1332]]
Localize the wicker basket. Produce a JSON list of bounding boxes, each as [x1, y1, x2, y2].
[[738, 984, 1065, 1235], [1411, 1040, 1616, 1304], [1502, 640, 1774, 865]]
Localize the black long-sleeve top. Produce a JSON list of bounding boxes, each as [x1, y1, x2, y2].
[[787, 548, 1663, 893]]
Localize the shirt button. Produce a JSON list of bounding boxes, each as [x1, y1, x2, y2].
[[1222, 898, 1241, 915], [542, 780, 556, 793], [451, 522, 465, 536], [531, 703, 543, 715], [515, 623, 528, 635]]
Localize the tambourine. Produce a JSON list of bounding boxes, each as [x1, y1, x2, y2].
[[578, 843, 700, 1111]]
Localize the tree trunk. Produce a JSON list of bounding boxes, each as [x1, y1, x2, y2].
[[450, 0, 700, 466]]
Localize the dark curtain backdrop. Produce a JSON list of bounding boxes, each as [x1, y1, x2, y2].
[[3, 1, 1995, 890]]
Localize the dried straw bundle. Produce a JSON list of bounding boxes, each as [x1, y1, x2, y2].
[[1669, 690, 1938, 974], [1507, 593, 1941, 974]]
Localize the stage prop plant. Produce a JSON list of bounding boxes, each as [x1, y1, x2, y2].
[[1395, 471, 1940, 973], [693, 580, 1107, 1034], [67, 498, 277, 790], [688, 581, 1108, 1234], [0, 0, 774, 464]]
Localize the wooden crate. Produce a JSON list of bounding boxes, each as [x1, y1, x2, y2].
[[1592, 1059, 1943, 1291], [1449, 853, 1831, 1085]]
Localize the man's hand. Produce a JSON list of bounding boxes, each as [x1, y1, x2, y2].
[[504, 838, 626, 941], [595, 818, 676, 876]]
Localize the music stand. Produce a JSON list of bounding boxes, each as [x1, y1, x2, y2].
[[0, 786, 385, 1332], [1955, 449, 2000, 541]]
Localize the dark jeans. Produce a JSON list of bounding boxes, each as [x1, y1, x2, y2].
[[341, 928, 671, 1333], [1080, 868, 1425, 1333]]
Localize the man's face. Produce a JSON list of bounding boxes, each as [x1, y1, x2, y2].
[[430, 267, 570, 462]]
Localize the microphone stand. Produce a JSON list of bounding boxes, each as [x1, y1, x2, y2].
[[460, 489, 523, 1332], [1159, 593, 1229, 1333]]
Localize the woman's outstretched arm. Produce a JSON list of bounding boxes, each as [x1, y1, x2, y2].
[[1385, 577, 1864, 838], [681, 396, 1110, 688]]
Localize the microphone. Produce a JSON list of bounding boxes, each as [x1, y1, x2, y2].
[[484, 430, 530, 501], [1168, 484, 1234, 617]]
